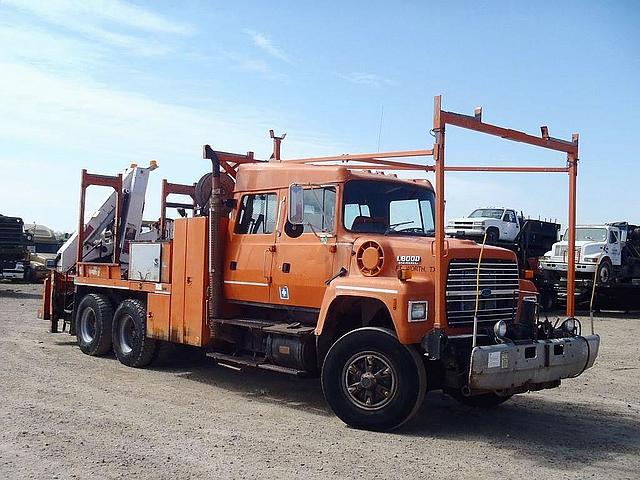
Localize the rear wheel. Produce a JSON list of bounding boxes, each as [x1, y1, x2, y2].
[[76, 293, 113, 356], [321, 327, 426, 431], [112, 299, 157, 368]]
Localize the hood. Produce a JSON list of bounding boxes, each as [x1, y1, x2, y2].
[[448, 216, 494, 223], [350, 234, 518, 281], [553, 240, 602, 249]]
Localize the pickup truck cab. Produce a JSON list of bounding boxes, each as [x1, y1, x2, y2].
[[447, 207, 521, 242]]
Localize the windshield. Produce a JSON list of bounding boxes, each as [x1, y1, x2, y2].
[[343, 180, 435, 236], [563, 227, 607, 242], [469, 208, 504, 219]]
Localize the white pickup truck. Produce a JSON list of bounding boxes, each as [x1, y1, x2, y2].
[[540, 223, 640, 285], [446, 207, 522, 242]]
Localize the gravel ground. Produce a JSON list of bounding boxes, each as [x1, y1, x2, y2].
[[0, 282, 639, 479]]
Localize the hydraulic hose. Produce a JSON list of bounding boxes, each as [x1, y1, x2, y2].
[[472, 232, 488, 348]]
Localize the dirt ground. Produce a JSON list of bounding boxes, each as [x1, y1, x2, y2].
[[0, 283, 638, 480]]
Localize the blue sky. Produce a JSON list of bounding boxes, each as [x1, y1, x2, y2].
[[0, 0, 638, 231]]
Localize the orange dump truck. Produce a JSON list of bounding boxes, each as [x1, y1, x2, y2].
[[40, 97, 599, 431]]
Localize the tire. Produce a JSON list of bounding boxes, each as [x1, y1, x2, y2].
[[112, 298, 157, 368], [449, 390, 513, 408], [597, 258, 613, 285], [486, 227, 499, 242], [76, 293, 114, 356], [540, 289, 556, 312], [321, 327, 426, 432]]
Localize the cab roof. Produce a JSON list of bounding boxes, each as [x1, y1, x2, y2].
[[234, 161, 434, 193]]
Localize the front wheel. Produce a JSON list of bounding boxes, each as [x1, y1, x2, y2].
[[486, 227, 499, 242], [597, 258, 613, 285], [321, 327, 426, 432]]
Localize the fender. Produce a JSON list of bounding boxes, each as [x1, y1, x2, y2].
[[316, 276, 434, 345]]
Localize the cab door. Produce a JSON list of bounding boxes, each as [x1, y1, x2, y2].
[[608, 229, 622, 266], [224, 191, 279, 304], [502, 210, 519, 241], [270, 186, 337, 309]]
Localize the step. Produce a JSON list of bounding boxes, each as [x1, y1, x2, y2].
[[212, 318, 315, 337], [206, 352, 307, 377]]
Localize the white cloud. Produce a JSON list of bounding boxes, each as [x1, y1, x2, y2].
[[1, 0, 194, 35], [244, 29, 292, 63], [338, 72, 396, 88], [0, 62, 345, 230], [0, 0, 192, 56]]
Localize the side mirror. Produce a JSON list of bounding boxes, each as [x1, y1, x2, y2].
[[288, 184, 304, 224]]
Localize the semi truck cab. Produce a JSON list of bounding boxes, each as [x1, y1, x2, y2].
[[541, 223, 639, 285]]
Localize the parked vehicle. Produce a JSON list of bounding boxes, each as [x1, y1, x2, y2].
[[446, 207, 524, 242], [40, 99, 598, 431], [448, 214, 560, 310], [24, 224, 65, 281], [540, 222, 640, 286], [0, 214, 34, 281]]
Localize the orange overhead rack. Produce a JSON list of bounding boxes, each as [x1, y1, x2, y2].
[[283, 96, 580, 327]]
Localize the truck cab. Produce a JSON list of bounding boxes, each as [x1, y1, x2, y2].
[[447, 207, 522, 242], [540, 223, 636, 285]]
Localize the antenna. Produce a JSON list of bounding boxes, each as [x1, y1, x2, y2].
[[377, 104, 384, 152]]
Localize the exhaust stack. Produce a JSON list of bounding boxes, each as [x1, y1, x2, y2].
[[203, 145, 223, 329]]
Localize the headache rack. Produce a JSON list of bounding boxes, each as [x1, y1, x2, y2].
[[279, 95, 581, 352]]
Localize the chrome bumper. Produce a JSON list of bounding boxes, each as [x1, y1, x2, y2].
[[469, 335, 600, 391]]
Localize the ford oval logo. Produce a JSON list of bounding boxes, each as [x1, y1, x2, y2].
[[480, 288, 492, 298]]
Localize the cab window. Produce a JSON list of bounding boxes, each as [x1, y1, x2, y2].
[[609, 230, 619, 243], [235, 193, 278, 234], [303, 187, 336, 233], [503, 210, 516, 223]]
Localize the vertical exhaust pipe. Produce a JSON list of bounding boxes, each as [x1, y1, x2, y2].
[[203, 145, 223, 330]]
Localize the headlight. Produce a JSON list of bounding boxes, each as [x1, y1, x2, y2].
[[561, 318, 577, 334], [584, 257, 598, 263], [494, 320, 507, 338], [408, 301, 427, 322]]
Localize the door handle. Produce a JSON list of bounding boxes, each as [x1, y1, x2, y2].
[[263, 246, 275, 282]]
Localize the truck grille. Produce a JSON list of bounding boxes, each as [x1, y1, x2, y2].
[[450, 221, 475, 228], [446, 259, 519, 327], [554, 245, 581, 261]]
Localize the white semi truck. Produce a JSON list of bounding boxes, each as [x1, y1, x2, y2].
[[540, 222, 640, 286]]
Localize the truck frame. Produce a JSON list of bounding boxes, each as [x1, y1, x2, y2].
[[40, 96, 599, 431]]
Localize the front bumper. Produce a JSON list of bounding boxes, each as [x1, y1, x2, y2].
[[469, 335, 600, 392], [445, 227, 484, 237], [540, 261, 597, 273]]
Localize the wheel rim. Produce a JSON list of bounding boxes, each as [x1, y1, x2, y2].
[[79, 309, 96, 344], [599, 265, 610, 283], [342, 351, 398, 411], [118, 314, 136, 355]]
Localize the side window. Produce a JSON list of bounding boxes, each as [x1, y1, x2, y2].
[[344, 203, 371, 230], [609, 230, 619, 244], [302, 187, 336, 233], [503, 211, 516, 223], [235, 193, 278, 234]]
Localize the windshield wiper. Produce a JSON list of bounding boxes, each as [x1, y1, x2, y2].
[[384, 221, 414, 235]]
